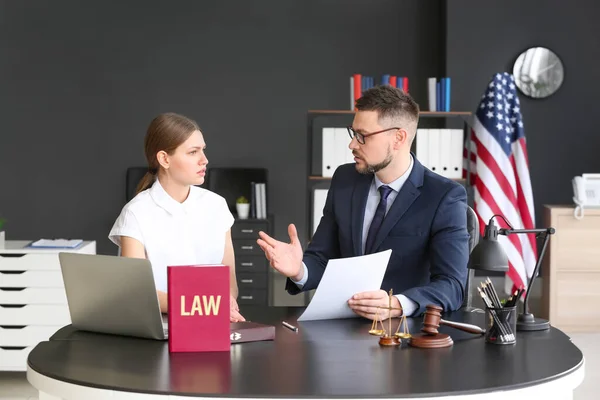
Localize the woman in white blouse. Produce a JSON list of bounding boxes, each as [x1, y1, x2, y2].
[[109, 112, 245, 322]]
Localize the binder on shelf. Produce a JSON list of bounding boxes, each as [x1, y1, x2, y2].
[[252, 182, 267, 219], [322, 128, 336, 177], [428, 129, 441, 174], [428, 78, 436, 112], [250, 182, 256, 219], [416, 129, 429, 169], [439, 129, 452, 178], [449, 129, 464, 179], [322, 128, 353, 178], [260, 183, 267, 219], [313, 189, 329, 236]]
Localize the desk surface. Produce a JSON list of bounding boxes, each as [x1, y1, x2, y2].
[[27, 306, 583, 398]]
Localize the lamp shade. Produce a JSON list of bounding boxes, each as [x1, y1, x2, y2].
[[468, 238, 509, 272]]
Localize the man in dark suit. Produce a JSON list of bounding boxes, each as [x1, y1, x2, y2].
[[257, 85, 469, 319]]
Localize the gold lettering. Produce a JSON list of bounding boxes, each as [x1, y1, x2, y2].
[[191, 295, 203, 316], [203, 295, 221, 316], [180, 296, 190, 316]]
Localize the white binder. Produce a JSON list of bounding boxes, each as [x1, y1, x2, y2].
[[313, 189, 329, 236], [439, 129, 452, 178], [334, 128, 351, 168], [416, 129, 429, 169], [449, 129, 464, 179], [322, 128, 336, 177], [428, 129, 441, 175]]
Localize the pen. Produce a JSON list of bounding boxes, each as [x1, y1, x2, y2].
[[282, 321, 298, 332]]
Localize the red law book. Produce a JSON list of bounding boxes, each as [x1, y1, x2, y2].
[[167, 265, 230, 353]]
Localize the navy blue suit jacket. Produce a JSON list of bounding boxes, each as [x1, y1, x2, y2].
[[286, 157, 470, 315]]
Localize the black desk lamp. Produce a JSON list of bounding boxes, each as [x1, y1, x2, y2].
[[468, 214, 555, 331]]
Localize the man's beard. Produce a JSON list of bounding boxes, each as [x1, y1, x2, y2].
[[355, 146, 393, 175]]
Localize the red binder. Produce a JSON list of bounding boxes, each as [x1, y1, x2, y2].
[[167, 265, 230, 353]]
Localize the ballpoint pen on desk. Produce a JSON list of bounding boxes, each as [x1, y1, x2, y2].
[[282, 321, 298, 332]]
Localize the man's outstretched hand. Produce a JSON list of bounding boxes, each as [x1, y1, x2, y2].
[[257, 224, 304, 281]]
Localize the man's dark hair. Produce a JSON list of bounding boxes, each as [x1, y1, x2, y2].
[[355, 85, 419, 127]]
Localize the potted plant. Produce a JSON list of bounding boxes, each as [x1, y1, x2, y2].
[[236, 196, 250, 220], [0, 217, 5, 247]]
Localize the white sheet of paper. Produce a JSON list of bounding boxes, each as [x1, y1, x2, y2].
[[297, 249, 392, 321]]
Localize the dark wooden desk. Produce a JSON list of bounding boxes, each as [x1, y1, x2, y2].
[[27, 306, 584, 399]]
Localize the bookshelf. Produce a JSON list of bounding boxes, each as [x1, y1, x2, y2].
[[305, 110, 475, 241]]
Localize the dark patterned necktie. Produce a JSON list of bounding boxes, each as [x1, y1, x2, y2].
[[365, 185, 393, 254]]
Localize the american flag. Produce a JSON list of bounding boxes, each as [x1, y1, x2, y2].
[[463, 72, 537, 293]]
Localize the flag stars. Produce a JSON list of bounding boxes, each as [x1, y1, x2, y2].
[[502, 78, 507, 85], [511, 117, 517, 123], [480, 103, 486, 109], [487, 91, 495, 98], [496, 93, 503, 100], [496, 103, 504, 110], [505, 136, 511, 143], [497, 113, 504, 120], [513, 106, 520, 113], [487, 101, 494, 108], [486, 111, 494, 118], [496, 123, 504, 131], [518, 121, 524, 128], [496, 83, 502, 90], [507, 93, 514, 100], [509, 83, 516, 90]]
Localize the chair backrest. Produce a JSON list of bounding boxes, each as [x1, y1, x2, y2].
[[462, 205, 480, 308], [466, 205, 479, 253]]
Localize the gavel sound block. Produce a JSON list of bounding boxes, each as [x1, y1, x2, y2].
[[409, 305, 486, 349]]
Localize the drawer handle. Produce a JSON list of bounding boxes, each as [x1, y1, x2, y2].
[[241, 229, 254, 234], [241, 246, 254, 250], [0, 326, 26, 329], [0, 288, 26, 291], [240, 296, 254, 300], [241, 279, 253, 284], [0, 254, 26, 258], [0, 346, 27, 350], [240, 262, 254, 267], [0, 271, 26, 275], [0, 305, 26, 308]]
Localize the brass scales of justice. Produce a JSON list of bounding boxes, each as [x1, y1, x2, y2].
[[368, 289, 411, 346]]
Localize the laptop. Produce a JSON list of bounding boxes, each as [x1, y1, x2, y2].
[[59, 252, 169, 340]]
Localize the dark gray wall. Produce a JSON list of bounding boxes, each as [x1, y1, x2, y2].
[[0, 0, 443, 254], [446, 0, 600, 228]]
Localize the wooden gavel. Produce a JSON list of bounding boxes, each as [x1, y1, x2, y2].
[[422, 305, 485, 335]]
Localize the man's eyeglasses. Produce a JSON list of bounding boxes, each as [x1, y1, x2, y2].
[[346, 126, 400, 145]]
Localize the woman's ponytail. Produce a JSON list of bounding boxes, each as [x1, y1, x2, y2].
[[135, 171, 156, 195]]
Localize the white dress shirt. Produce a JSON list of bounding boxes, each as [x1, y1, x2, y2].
[[108, 179, 234, 292], [294, 156, 418, 316]]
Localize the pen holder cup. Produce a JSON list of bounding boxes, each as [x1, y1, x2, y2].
[[484, 306, 516, 345]]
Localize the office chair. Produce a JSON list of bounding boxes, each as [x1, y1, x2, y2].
[[462, 205, 481, 310]]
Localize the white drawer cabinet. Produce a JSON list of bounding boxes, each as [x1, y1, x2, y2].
[[0, 240, 96, 371]]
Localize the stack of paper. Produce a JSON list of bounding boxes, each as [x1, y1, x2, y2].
[[297, 250, 392, 321], [29, 239, 83, 248]]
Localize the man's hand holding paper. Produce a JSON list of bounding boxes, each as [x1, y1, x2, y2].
[[348, 290, 403, 321]]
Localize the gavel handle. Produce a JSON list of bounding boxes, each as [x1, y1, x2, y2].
[[440, 319, 485, 335]]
